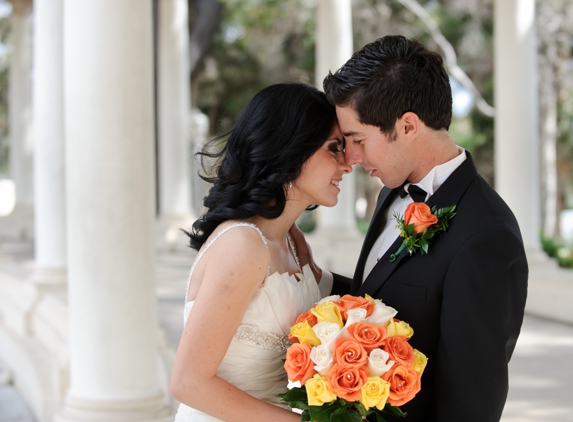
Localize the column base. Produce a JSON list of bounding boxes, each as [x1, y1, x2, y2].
[[0, 203, 34, 241], [55, 393, 173, 422], [30, 267, 67, 286]]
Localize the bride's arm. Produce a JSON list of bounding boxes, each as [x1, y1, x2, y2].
[[170, 227, 300, 422]]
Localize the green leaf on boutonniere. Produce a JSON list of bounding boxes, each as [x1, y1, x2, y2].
[[390, 203, 456, 262]]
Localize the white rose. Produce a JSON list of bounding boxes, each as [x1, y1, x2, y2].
[[367, 300, 397, 326], [310, 345, 334, 376], [312, 322, 342, 349], [287, 380, 302, 390], [368, 348, 395, 376], [317, 295, 341, 305], [344, 307, 368, 326]]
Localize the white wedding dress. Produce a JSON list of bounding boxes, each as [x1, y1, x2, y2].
[[174, 223, 321, 422]]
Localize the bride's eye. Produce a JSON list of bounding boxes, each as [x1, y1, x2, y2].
[[328, 141, 343, 154]]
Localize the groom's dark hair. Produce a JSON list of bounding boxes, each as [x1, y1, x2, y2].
[[323, 35, 452, 134]]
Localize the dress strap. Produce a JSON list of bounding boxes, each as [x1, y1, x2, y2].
[[185, 222, 269, 303]]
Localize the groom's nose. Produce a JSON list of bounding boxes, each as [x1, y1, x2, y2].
[[344, 142, 362, 166]]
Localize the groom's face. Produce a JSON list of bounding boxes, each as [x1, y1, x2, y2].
[[337, 106, 411, 189]]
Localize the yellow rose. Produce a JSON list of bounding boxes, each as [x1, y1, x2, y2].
[[364, 294, 377, 304], [386, 318, 414, 339], [290, 321, 321, 347], [413, 349, 428, 375], [305, 374, 337, 406], [360, 376, 391, 410], [311, 302, 344, 328]]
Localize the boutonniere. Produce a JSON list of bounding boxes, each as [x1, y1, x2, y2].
[[389, 202, 456, 262]]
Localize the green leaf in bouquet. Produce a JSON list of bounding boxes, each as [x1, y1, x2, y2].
[[308, 404, 335, 422], [330, 406, 363, 422], [349, 402, 368, 417], [373, 411, 388, 422], [300, 409, 311, 422], [382, 403, 407, 418], [278, 387, 309, 411]]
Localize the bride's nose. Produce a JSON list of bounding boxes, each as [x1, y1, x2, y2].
[[338, 156, 352, 174]]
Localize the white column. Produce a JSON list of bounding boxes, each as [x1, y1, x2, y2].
[[4, 0, 34, 239], [31, 0, 66, 285], [315, 0, 358, 237], [156, 0, 194, 250], [157, 0, 193, 248], [57, 1, 172, 420], [494, 0, 541, 252]]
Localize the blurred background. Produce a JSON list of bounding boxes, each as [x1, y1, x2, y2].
[[0, 1, 572, 421]]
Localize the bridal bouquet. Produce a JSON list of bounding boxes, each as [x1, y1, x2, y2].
[[280, 295, 427, 422]]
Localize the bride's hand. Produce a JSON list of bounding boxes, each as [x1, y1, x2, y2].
[[289, 223, 322, 281]]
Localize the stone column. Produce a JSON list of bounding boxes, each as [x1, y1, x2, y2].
[[494, 0, 541, 252], [31, 0, 66, 285], [315, 0, 358, 238], [4, 0, 34, 239], [156, 0, 194, 250], [57, 1, 172, 420]]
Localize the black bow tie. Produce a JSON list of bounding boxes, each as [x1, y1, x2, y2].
[[399, 183, 427, 202]]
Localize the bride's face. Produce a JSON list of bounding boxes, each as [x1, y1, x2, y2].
[[293, 125, 352, 207]]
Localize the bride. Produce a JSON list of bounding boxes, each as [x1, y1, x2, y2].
[[170, 83, 351, 421]]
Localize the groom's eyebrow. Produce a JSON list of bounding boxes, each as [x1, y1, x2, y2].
[[342, 130, 361, 137]]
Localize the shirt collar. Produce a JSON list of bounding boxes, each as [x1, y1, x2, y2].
[[406, 147, 466, 197]]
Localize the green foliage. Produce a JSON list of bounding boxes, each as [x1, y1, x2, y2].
[[541, 235, 573, 270], [196, 0, 317, 137], [296, 210, 317, 234], [0, 7, 10, 175]]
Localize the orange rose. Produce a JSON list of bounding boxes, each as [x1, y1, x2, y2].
[[382, 364, 421, 406], [383, 336, 415, 367], [338, 295, 374, 320], [326, 364, 368, 402], [404, 202, 438, 234], [284, 343, 316, 385], [287, 309, 319, 343], [333, 338, 368, 369], [347, 322, 387, 353]]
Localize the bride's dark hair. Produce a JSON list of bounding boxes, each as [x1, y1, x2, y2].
[[187, 83, 337, 251]]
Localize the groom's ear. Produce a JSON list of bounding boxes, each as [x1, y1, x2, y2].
[[397, 112, 420, 141]]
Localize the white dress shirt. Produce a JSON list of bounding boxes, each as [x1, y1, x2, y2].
[[361, 148, 467, 282]]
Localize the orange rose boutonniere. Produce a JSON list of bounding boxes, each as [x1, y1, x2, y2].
[[390, 202, 456, 262]]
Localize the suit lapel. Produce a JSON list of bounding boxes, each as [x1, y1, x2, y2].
[[355, 152, 479, 296], [350, 187, 399, 294]]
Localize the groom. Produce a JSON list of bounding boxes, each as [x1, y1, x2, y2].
[[294, 36, 528, 421]]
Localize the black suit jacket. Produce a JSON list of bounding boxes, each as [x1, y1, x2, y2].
[[332, 153, 528, 422]]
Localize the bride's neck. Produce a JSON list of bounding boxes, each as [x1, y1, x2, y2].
[[250, 199, 307, 242]]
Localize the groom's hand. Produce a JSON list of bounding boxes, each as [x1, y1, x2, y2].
[[289, 223, 322, 282]]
